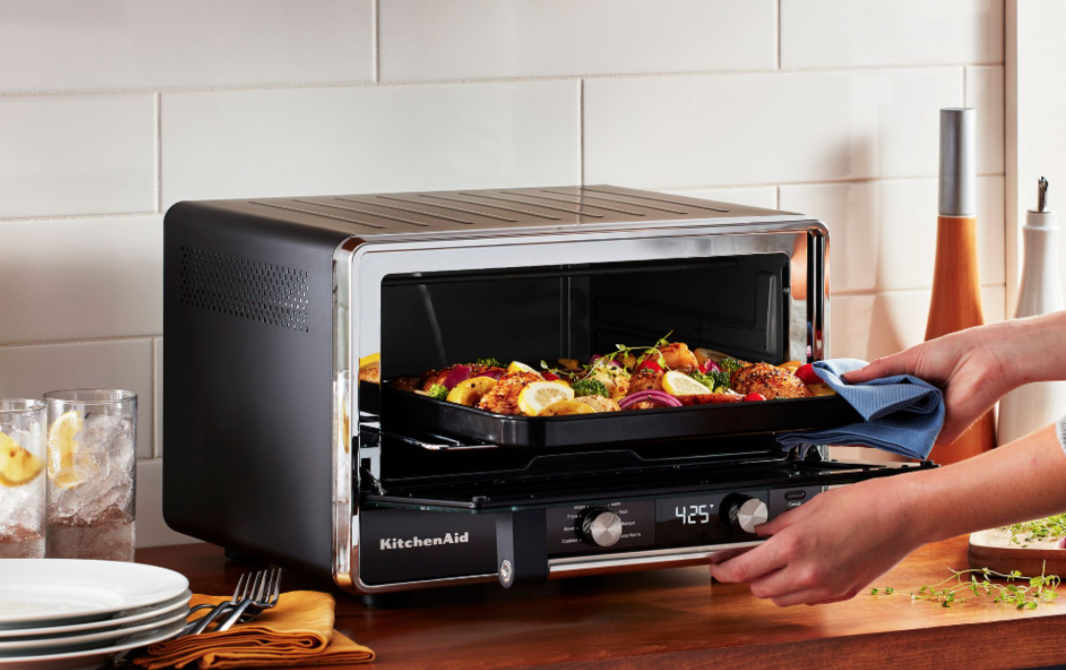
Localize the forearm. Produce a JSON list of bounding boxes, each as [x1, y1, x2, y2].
[[895, 423, 1066, 544], [989, 310, 1066, 388]]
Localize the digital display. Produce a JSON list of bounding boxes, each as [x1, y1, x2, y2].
[[655, 494, 728, 545]]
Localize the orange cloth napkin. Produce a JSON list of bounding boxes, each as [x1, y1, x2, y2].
[[134, 591, 374, 669]]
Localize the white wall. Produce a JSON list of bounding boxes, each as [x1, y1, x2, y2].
[[1006, 0, 1066, 313], [0, 0, 1006, 546]]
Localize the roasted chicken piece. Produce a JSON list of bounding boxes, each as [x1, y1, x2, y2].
[[589, 368, 630, 401], [358, 365, 380, 384], [678, 393, 744, 406], [420, 364, 506, 392], [573, 395, 621, 412], [730, 363, 811, 400], [476, 371, 542, 415], [629, 368, 665, 394], [390, 377, 420, 392], [656, 342, 699, 373]]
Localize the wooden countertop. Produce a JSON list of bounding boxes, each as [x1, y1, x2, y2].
[[138, 537, 1066, 670]]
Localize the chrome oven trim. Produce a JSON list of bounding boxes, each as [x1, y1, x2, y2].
[[331, 217, 829, 594]]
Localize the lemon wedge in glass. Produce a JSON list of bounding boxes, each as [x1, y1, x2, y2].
[[0, 431, 43, 487], [48, 411, 90, 490]]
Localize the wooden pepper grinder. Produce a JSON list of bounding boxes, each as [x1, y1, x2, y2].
[[926, 108, 996, 462]]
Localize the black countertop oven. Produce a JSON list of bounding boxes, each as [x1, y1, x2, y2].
[[163, 185, 922, 599]]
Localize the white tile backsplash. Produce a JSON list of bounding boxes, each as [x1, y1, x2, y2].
[[0, 2, 1008, 546], [0, 216, 162, 345], [0, 0, 373, 92], [660, 187, 778, 210], [0, 95, 156, 219], [967, 66, 1006, 175], [135, 460, 193, 548], [0, 340, 154, 459], [781, 0, 1003, 68], [831, 285, 1005, 361], [379, 0, 775, 80], [153, 338, 162, 459], [780, 176, 1005, 293], [584, 69, 962, 189], [161, 82, 580, 207]]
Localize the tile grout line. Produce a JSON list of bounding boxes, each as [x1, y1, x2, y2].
[[155, 92, 162, 213], [0, 211, 162, 224], [775, 0, 782, 70], [660, 173, 1007, 192], [0, 61, 1011, 98], [0, 335, 159, 349], [372, 0, 381, 84], [833, 283, 1006, 299]]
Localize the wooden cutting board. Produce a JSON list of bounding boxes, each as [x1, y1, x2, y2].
[[968, 528, 1066, 576]]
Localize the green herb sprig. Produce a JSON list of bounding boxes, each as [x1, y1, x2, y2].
[[474, 357, 502, 368], [871, 564, 1060, 610], [427, 384, 448, 400], [1008, 514, 1066, 547]]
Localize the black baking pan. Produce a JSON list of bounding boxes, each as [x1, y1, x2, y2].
[[379, 386, 863, 449]]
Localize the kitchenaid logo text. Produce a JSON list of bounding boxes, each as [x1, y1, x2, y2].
[[379, 532, 469, 551]]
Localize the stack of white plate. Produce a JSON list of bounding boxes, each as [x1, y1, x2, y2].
[[0, 560, 190, 670]]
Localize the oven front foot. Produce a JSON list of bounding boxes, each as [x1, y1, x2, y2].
[[495, 509, 549, 588], [223, 547, 266, 564], [360, 592, 412, 609]]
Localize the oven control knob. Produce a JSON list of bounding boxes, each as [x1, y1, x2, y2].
[[581, 508, 623, 547], [723, 496, 768, 534]]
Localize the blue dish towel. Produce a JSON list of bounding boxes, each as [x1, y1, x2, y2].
[[776, 359, 944, 459]]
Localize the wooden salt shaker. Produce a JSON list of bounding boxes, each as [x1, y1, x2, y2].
[[925, 108, 996, 462]]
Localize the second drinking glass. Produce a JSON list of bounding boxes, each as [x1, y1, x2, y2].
[[45, 389, 137, 561]]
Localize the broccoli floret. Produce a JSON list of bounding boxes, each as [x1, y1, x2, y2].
[[475, 357, 502, 367], [427, 384, 448, 400], [571, 379, 610, 398], [692, 370, 730, 391], [720, 357, 745, 375]]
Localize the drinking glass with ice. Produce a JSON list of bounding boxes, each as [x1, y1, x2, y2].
[[0, 399, 47, 558], [45, 389, 136, 561]]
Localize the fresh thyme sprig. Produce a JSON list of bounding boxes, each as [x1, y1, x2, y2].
[[1008, 513, 1066, 547], [584, 331, 675, 378], [871, 564, 1060, 609]]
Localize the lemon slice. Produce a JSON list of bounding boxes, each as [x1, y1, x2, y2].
[[539, 400, 595, 416], [446, 376, 498, 406], [359, 352, 380, 369], [48, 411, 88, 490], [517, 381, 574, 416], [662, 370, 711, 396], [507, 361, 540, 375], [0, 431, 43, 487]]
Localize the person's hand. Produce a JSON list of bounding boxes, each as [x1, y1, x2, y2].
[[708, 477, 925, 606], [841, 324, 1014, 445]]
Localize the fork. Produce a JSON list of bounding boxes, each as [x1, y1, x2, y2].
[[214, 568, 282, 632], [184, 570, 261, 636]]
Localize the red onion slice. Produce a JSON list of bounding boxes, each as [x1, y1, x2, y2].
[[442, 364, 472, 389], [618, 389, 683, 409]]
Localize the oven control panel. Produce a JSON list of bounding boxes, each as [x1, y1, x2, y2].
[[545, 486, 821, 556]]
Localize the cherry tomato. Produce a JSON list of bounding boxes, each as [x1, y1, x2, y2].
[[543, 371, 564, 383], [635, 359, 663, 373], [743, 393, 767, 402], [795, 363, 821, 385]]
